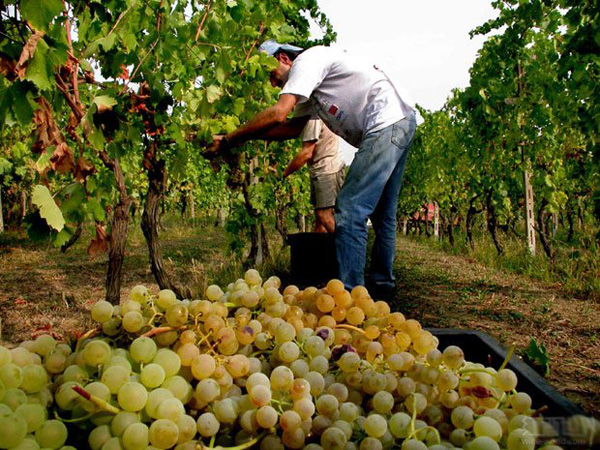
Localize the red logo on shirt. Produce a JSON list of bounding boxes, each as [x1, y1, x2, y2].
[[328, 105, 338, 115]]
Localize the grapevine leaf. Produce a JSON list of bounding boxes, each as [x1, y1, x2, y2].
[[97, 33, 117, 52], [36, 147, 54, 172], [86, 199, 106, 222], [0, 157, 12, 175], [205, 85, 222, 103], [20, 0, 64, 32], [60, 183, 86, 215], [31, 185, 65, 232], [50, 142, 76, 174], [93, 95, 118, 112], [89, 127, 106, 149], [87, 224, 109, 259], [24, 211, 53, 242], [54, 228, 73, 248], [24, 40, 53, 91]]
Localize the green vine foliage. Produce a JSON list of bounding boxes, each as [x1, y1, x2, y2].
[[401, 0, 598, 256], [0, 0, 334, 260]]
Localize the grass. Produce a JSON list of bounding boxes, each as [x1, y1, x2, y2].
[[1, 215, 599, 417], [392, 235, 600, 417], [406, 225, 600, 300]]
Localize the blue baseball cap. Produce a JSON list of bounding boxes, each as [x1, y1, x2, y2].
[[258, 40, 304, 56]]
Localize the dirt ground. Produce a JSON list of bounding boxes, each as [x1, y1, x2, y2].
[[392, 236, 600, 418], [0, 220, 232, 344], [0, 224, 598, 417]]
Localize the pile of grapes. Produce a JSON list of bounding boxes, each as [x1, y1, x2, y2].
[[0, 270, 598, 450]]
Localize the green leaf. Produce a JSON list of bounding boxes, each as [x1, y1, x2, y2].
[[526, 337, 550, 377], [93, 95, 118, 110], [20, 0, 64, 31], [0, 157, 12, 175], [87, 198, 106, 222], [89, 127, 106, 149], [216, 66, 226, 84], [36, 147, 54, 171], [54, 228, 73, 248], [98, 33, 117, 51], [233, 98, 245, 115], [205, 85, 222, 103], [24, 39, 53, 91], [11, 86, 35, 126], [31, 185, 65, 232], [60, 183, 86, 215]]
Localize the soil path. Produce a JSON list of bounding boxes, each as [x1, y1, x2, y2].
[[390, 236, 600, 417], [1, 228, 598, 417]]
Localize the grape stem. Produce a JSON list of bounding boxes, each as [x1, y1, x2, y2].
[[75, 326, 101, 352], [54, 410, 95, 423], [142, 326, 183, 338], [201, 432, 266, 450], [409, 395, 417, 436], [405, 425, 441, 445], [333, 324, 367, 335], [494, 392, 507, 409], [270, 398, 292, 407], [71, 386, 121, 414], [531, 405, 549, 417], [197, 330, 219, 355], [498, 343, 515, 371], [457, 368, 496, 376], [250, 349, 272, 357]]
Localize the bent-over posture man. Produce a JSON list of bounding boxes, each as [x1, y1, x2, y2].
[[207, 40, 417, 294], [283, 118, 344, 233]]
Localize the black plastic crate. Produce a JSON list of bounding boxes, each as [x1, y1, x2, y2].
[[430, 328, 593, 447], [429, 328, 584, 418], [287, 232, 338, 288]]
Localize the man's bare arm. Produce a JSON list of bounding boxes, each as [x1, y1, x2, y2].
[[261, 116, 311, 141], [207, 94, 299, 152], [283, 140, 316, 178]]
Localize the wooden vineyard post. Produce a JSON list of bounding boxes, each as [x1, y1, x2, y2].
[[218, 208, 226, 227], [402, 219, 408, 236], [552, 213, 558, 238], [524, 170, 536, 254], [434, 203, 440, 239], [0, 188, 4, 233], [20, 190, 27, 218], [189, 191, 195, 220]]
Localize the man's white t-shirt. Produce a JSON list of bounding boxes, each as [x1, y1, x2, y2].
[[280, 46, 414, 148], [301, 119, 344, 177]]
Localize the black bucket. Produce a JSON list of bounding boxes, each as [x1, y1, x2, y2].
[[287, 232, 338, 288]]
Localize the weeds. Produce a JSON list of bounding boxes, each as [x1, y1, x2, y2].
[[405, 227, 600, 300], [524, 337, 551, 377]]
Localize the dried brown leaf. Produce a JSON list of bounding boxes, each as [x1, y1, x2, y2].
[[15, 31, 45, 78], [32, 97, 64, 153], [74, 156, 96, 183], [87, 224, 109, 259], [50, 142, 76, 174]]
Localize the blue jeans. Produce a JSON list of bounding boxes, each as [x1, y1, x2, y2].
[[335, 112, 417, 289]]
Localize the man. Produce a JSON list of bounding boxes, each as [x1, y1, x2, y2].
[[208, 40, 416, 294], [283, 118, 344, 233]]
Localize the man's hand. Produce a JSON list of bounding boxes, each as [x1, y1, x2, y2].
[[206, 134, 230, 154], [203, 135, 236, 174]]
